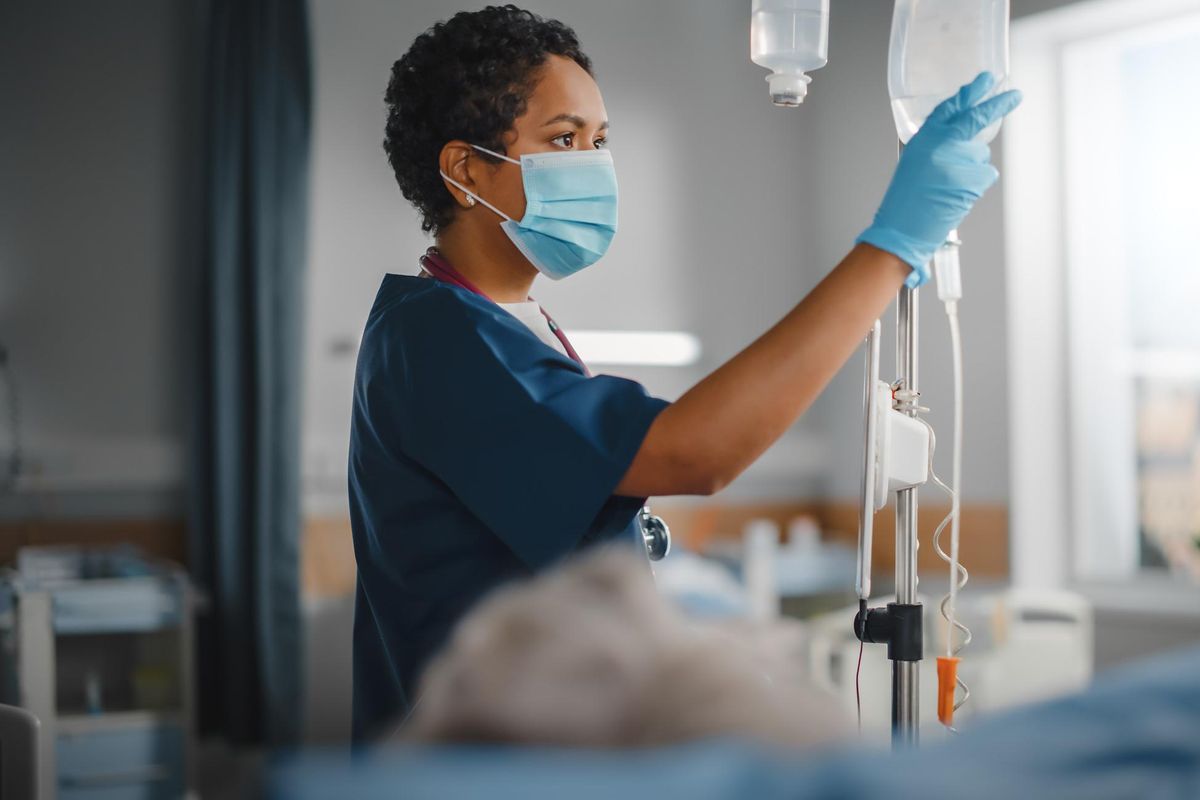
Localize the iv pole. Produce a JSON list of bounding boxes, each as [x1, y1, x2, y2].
[[892, 284, 921, 745], [749, 0, 992, 749], [854, 148, 925, 747], [893, 176, 923, 741]]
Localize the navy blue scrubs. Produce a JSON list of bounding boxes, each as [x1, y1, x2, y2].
[[348, 274, 669, 742]]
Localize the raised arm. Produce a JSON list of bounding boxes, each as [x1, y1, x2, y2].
[[616, 73, 1022, 498]]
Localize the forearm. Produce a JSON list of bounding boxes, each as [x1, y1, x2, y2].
[[616, 244, 908, 497]]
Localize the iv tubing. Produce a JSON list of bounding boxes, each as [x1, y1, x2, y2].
[[930, 234, 971, 726], [920, 414, 972, 724], [946, 304, 964, 659]]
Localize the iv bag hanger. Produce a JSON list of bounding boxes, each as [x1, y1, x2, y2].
[[854, 317, 930, 600]]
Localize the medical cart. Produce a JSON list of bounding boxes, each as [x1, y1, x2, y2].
[[0, 546, 194, 799]]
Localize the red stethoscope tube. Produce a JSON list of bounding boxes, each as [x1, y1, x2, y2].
[[419, 248, 590, 374]]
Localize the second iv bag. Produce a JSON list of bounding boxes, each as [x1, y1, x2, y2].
[[751, 0, 830, 107], [888, 0, 1010, 143]]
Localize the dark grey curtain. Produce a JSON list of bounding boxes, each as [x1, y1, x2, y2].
[[190, 0, 311, 746]]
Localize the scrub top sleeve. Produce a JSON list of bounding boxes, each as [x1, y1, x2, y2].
[[395, 288, 670, 570]]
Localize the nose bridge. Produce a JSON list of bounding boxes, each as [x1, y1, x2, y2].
[[580, 121, 609, 150]]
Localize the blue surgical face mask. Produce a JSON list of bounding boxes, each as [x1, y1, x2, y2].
[[440, 144, 618, 280]]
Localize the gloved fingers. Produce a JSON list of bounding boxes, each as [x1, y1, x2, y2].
[[940, 139, 993, 165], [964, 162, 1001, 199], [926, 72, 996, 125], [904, 266, 927, 290], [974, 162, 1001, 195], [947, 89, 1024, 140], [929, 156, 999, 202], [949, 156, 1001, 192]]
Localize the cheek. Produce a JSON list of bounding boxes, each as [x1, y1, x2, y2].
[[489, 169, 528, 220]]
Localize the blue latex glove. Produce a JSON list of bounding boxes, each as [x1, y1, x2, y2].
[[857, 72, 1023, 288]]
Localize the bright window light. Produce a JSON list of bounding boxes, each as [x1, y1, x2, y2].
[[566, 331, 701, 367], [1118, 348, 1200, 383]]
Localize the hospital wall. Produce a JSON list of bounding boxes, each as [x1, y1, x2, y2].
[[0, 0, 202, 526]]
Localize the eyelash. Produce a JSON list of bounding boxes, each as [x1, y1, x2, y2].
[[552, 132, 608, 149]]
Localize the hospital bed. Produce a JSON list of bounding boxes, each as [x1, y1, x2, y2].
[[269, 643, 1200, 799]]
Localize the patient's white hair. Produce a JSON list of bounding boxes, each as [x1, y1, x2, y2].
[[402, 548, 849, 749]]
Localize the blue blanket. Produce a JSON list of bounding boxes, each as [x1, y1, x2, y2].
[[270, 645, 1200, 799]]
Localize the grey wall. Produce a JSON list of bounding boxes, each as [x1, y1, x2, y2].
[[0, 0, 201, 517]]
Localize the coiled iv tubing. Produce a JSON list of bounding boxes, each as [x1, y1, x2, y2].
[[919, 301, 971, 731]]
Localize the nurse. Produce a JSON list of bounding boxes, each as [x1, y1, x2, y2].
[[349, 5, 1020, 741]]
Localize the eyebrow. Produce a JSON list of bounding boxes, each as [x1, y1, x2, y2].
[[541, 113, 609, 131]]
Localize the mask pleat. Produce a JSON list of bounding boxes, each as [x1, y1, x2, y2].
[[524, 197, 618, 226]]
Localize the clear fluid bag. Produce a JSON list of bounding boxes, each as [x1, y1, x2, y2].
[[751, 0, 830, 106], [888, 0, 1010, 143]]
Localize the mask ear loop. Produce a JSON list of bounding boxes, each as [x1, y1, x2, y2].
[[439, 171, 515, 222], [470, 143, 521, 165], [440, 143, 523, 222]]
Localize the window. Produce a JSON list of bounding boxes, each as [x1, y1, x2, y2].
[[1063, 13, 1200, 581], [1006, 0, 1200, 590]]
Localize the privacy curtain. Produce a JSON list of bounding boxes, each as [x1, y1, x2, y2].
[[191, 0, 312, 746]]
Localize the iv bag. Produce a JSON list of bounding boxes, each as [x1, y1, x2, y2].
[[751, 0, 830, 106], [888, 0, 1010, 143]]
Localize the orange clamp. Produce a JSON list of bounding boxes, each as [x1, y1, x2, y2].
[[936, 656, 961, 727]]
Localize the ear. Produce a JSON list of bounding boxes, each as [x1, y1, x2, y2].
[[439, 140, 477, 209]]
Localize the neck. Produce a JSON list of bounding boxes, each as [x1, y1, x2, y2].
[[435, 225, 538, 303]]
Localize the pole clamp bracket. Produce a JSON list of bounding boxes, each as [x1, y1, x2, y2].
[[854, 602, 923, 662]]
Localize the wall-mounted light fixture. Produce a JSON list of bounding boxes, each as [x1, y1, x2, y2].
[[566, 331, 701, 367]]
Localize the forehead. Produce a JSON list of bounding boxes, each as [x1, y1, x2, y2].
[[521, 55, 607, 125]]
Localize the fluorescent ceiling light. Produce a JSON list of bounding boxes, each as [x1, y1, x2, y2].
[[566, 331, 701, 367]]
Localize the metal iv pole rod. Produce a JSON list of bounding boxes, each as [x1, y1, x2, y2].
[[893, 284, 921, 746], [851, 281, 924, 747], [852, 143, 925, 749]]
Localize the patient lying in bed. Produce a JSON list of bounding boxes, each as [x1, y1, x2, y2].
[[402, 548, 850, 749]]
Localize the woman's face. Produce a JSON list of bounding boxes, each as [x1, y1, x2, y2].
[[460, 54, 609, 222]]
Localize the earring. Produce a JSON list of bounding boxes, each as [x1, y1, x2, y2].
[[466, 195, 476, 208]]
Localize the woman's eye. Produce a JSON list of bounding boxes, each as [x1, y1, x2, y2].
[[552, 132, 575, 148], [594, 137, 608, 149]]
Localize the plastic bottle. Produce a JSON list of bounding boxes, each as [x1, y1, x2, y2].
[[786, 516, 821, 552], [742, 519, 780, 621], [888, 0, 1010, 143], [750, 0, 830, 107]]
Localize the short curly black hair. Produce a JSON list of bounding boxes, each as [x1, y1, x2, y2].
[[384, 5, 593, 235]]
